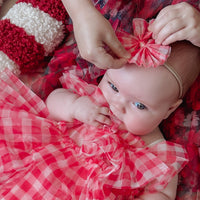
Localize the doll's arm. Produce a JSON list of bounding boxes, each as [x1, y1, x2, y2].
[[61, 0, 130, 69], [135, 175, 178, 200], [149, 2, 200, 47], [46, 88, 111, 127]]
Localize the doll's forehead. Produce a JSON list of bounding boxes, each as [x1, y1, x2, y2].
[[106, 64, 159, 82], [106, 64, 138, 78], [106, 64, 179, 96]]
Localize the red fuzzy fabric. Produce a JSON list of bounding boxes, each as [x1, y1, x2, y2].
[[0, 19, 45, 73], [16, 0, 68, 23]]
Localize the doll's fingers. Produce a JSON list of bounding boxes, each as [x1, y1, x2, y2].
[[99, 107, 110, 115], [89, 119, 109, 128], [95, 114, 111, 126]]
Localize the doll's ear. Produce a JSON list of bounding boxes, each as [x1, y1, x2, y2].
[[164, 99, 183, 119]]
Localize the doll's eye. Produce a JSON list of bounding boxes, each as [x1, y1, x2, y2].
[[134, 102, 146, 110], [108, 81, 119, 92]]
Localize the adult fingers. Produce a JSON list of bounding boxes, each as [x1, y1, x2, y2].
[[149, 4, 182, 40], [104, 32, 131, 61], [154, 19, 185, 44], [161, 28, 188, 45], [87, 45, 128, 69], [90, 32, 131, 69]]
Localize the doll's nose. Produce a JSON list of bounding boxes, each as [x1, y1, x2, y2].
[[112, 96, 126, 113], [115, 103, 126, 113]]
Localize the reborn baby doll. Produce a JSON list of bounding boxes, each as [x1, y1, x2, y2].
[[0, 0, 199, 198], [0, 19, 199, 200]]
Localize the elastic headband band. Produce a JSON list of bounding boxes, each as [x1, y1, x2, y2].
[[163, 63, 183, 98]]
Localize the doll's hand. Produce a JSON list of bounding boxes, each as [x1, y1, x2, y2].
[[72, 5, 130, 69], [73, 96, 111, 127], [149, 2, 200, 47]]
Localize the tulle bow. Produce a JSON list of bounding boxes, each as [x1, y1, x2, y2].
[[117, 18, 171, 68]]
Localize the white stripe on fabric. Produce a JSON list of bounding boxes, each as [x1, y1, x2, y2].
[[4, 2, 65, 55]]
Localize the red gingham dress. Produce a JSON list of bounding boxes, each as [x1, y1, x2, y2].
[[10, 1, 199, 199], [0, 69, 188, 199]]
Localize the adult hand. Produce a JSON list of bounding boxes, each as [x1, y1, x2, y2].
[[149, 2, 200, 47], [73, 7, 130, 69], [63, 0, 130, 69]]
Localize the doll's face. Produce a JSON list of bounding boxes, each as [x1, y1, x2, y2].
[[98, 63, 181, 135]]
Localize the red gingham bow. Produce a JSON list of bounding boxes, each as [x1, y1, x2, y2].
[[117, 18, 171, 68]]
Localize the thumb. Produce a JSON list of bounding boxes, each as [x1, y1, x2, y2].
[[105, 34, 131, 59]]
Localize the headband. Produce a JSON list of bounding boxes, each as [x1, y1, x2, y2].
[[163, 62, 183, 98], [117, 18, 183, 98]]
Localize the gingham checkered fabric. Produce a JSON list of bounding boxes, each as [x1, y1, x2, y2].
[[0, 69, 188, 199], [117, 18, 171, 68]]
